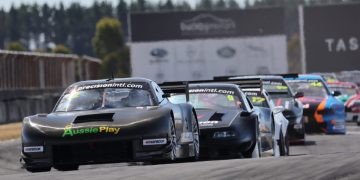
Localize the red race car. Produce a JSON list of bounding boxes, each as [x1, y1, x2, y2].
[[328, 81, 360, 124]]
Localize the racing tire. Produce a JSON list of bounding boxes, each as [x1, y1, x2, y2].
[[243, 120, 261, 158], [279, 131, 289, 156], [168, 119, 177, 161], [271, 122, 280, 157], [251, 136, 261, 158], [53, 164, 79, 171], [26, 166, 51, 173], [191, 117, 200, 161], [285, 133, 290, 156]]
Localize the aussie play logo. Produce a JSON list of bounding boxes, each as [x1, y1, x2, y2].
[[62, 125, 120, 137]]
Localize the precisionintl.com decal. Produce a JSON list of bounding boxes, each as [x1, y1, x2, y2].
[[77, 83, 144, 91]]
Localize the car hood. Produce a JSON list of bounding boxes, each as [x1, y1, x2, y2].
[[23, 106, 170, 137], [195, 109, 239, 129]]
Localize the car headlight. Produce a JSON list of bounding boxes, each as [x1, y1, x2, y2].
[[213, 131, 236, 138]]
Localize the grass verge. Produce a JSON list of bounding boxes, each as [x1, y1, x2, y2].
[[0, 122, 21, 141]]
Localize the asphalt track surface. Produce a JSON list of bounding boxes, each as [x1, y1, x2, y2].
[[1, 123, 360, 180]]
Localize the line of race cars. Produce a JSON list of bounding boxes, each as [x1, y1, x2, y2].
[[20, 73, 354, 172]]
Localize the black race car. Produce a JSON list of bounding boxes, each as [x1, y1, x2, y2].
[[21, 78, 199, 172], [160, 79, 285, 158], [215, 75, 305, 144]]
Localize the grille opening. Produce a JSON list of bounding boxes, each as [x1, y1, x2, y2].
[[53, 141, 132, 165], [74, 113, 114, 124]]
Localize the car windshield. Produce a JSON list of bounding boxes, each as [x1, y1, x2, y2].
[[269, 94, 295, 110], [329, 86, 357, 97], [55, 88, 154, 112], [168, 93, 242, 110], [287, 80, 328, 98]]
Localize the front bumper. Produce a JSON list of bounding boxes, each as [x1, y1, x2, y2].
[[198, 127, 253, 158], [22, 136, 173, 168]]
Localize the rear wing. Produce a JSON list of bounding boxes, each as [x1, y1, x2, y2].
[[275, 73, 299, 79], [159, 78, 263, 97], [214, 74, 299, 80]]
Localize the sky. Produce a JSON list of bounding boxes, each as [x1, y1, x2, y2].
[[0, 0, 247, 11]]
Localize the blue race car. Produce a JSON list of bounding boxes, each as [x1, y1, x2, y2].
[[283, 74, 346, 134]]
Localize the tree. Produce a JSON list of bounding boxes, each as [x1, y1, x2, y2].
[[0, 9, 6, 48], [101, 47, 130, 78], [215, 0, 226, 9], [92, 17, 124, 59], [6, 42, 26, 51], [227, 0, 240, 9], [52, 44, 71, 54], [175, 1, 192, 11], [41, 3, 52, 45], [159, 0, 175, 11], [7, 6, 20, 41], [117, 0, 128, 39], [196, 0, 213, 10], [92, 17, 129, 78], [53, 3, 68, 44]]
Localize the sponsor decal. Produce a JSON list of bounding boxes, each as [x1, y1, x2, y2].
[[24, 146, 44, 153], [251, 96, 266, 104], [199, 121, 219, 127], [244, 92, 259, 96], [217, 46, 236, 58], [227, 95, 235, 102], [180, 14, 236, 36], [310, 82, 323, 87], [150, 48, 168, 58], [77, 83, 143, 91], [62, 125, 120, 137], [189, 88, 235, 95], [143, 138, 167, 146]]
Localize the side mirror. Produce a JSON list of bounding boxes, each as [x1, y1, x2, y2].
[[240, 111, 252, 117], [162, 94, 171, 98], [273, 106, 285, 114], [294, 92, 304, 98], [332, 90, 341, 97]]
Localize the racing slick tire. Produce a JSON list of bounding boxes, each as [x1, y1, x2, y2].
[[54, 164, 79, 171], [244, 121, 261, 158], [169, 119, 177, 161], [271, 122, 280, 157], [190, 116, 200, 161], [279, 131, 289, 156]]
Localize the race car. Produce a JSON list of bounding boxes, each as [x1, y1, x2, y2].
[[311, 72, 339, 83], [160, 79, 288, 158], [283, 74, 346, 134], [21, 78, 199, 172], [216, 75, 305, 144], [328, 81, 360, 123], [241, 87, 289, 156]]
